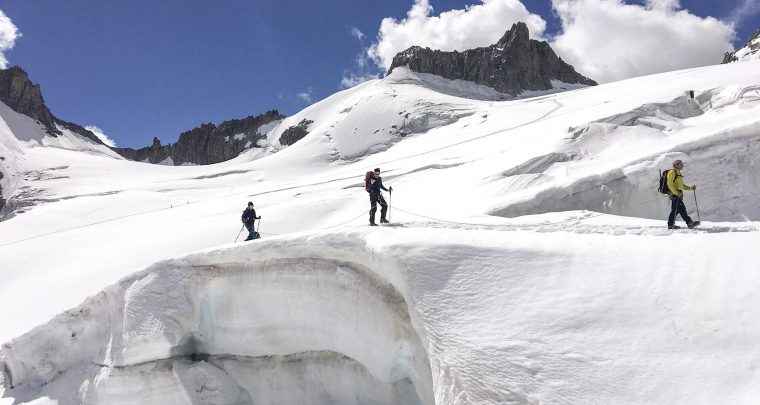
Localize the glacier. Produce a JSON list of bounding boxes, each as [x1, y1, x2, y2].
[[2, 61, 760, 404]]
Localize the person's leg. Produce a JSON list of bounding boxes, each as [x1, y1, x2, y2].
[[369, 194, 378, 224], [378, 194, 388, 222], [244, 222, 254, 241], [668, 196, 679, 227], [677, 199, 694, 225]]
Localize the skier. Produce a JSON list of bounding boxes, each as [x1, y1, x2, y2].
[[241, 201, 261, 240], [366, 168, 392, 226], [666, 160, 699, 229]]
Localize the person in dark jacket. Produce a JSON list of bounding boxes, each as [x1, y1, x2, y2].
[[241, 201, 261, 240], [666, 159, 699, 229], [365, 168, 392, 226]]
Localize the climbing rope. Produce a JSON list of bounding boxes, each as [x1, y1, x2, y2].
[[390, 195, 667, 229]]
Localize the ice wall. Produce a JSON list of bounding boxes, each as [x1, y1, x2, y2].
[[0, 236, 434, 405], [491, 86, 760, 221]]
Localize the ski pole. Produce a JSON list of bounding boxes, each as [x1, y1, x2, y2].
[[694, 189, 701, 222], [234, 224, 245, 243], [257, 219, 261, 232], [389, 190, 392, 222]]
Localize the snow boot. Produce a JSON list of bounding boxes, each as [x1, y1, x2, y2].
[[370, 222, 378, 226], [668, 225, 681, 230], [687, 221, 700, 229], [380, 219, 390, 224]]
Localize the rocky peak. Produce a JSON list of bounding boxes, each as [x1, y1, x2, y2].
[[495, 21, 529, 49], [115, 110, 286, 165], [387, 22, 597, 96], [0, 66, 105, 144], [0, 66, 56, 129], [723, 28, 760, 63]]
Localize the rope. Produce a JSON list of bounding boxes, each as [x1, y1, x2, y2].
[[326, 209, 369, 229], [391, 195, 666, 229], [252, 209, 368, 238]]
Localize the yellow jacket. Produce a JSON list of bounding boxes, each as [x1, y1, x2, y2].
[[666, 169, 693, 195]]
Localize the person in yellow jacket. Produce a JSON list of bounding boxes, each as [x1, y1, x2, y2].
[[666, 159, 699, 229]]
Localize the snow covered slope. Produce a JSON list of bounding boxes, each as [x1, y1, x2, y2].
[[0, 101, 121, 219], [2, 61, 760, 404], [724, 28, 760, 63]]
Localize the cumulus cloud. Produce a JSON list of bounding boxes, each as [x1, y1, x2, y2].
[[359, 0, 736, 85], [367, 0, 547, 70], [0, 10, 21, 69], [296, 87, 315, 103], [85, 125, 117, 147], [549, 0, 735, 83]]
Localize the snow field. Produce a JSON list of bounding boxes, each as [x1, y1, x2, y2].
[[1, 61, 760, 404], [3, 227, 760, 404]]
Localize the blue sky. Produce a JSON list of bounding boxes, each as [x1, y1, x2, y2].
[[0, 0, 758, 148]]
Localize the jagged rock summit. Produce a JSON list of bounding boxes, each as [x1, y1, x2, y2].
[[0, 66, 104, 143], [0, 66, 289, 166], [115, 110, 285, 165], [387, 22, 597, 96], [723, 28, 760, 63]]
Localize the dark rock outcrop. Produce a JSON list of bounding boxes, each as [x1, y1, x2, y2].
[[0, 66, 285, 166], [387, 22, 597, 95], [279, 119, 313, 146], [0, 66, 55, 128], [723, 28, 760, 63], [115, 110, 285, 165], [115, 137, 170, 164], [0, 66, 105, 144]]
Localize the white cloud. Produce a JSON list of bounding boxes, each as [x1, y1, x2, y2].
[[349, 26, 366, 42], [85, 125, 117, 147], [727, 0, 760, 27], [340, 72, 380, 89], [296, 87, 315, 103], [549, 0, 735, 83], [645, 0, 680, 11], [367, 0, 547, 71], [0, 10, 21, 69], [341, 27, 384, 89]]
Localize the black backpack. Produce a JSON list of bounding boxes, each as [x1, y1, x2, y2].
[[658, 169, 681, 194]]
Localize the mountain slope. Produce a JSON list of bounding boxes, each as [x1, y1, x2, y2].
[[2, 61, 760, 404], [0, 67, 107, 144], [723, 28, 760, 63], [0, 99, 121, 220]]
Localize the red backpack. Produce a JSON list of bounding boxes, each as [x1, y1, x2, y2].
[[364, 171, 376, 191]]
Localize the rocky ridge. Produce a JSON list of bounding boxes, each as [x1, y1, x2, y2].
[[115, 111, 285, 165], [0, 66, 294, 166], [387, 22, 597, 95], [723, 28, 760, 63], [0, 66, 105, 144]]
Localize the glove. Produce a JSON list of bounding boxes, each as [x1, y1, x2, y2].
[[257, 216, 261, 219], [677, 191, 683, 197], [389, 186, 393, 192], [692, 185, 697, 190]]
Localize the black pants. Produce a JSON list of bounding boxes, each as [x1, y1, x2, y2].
[[369, 193, 387, 224], [668, 196, 693, 226], [244, 222, 256, 240]]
